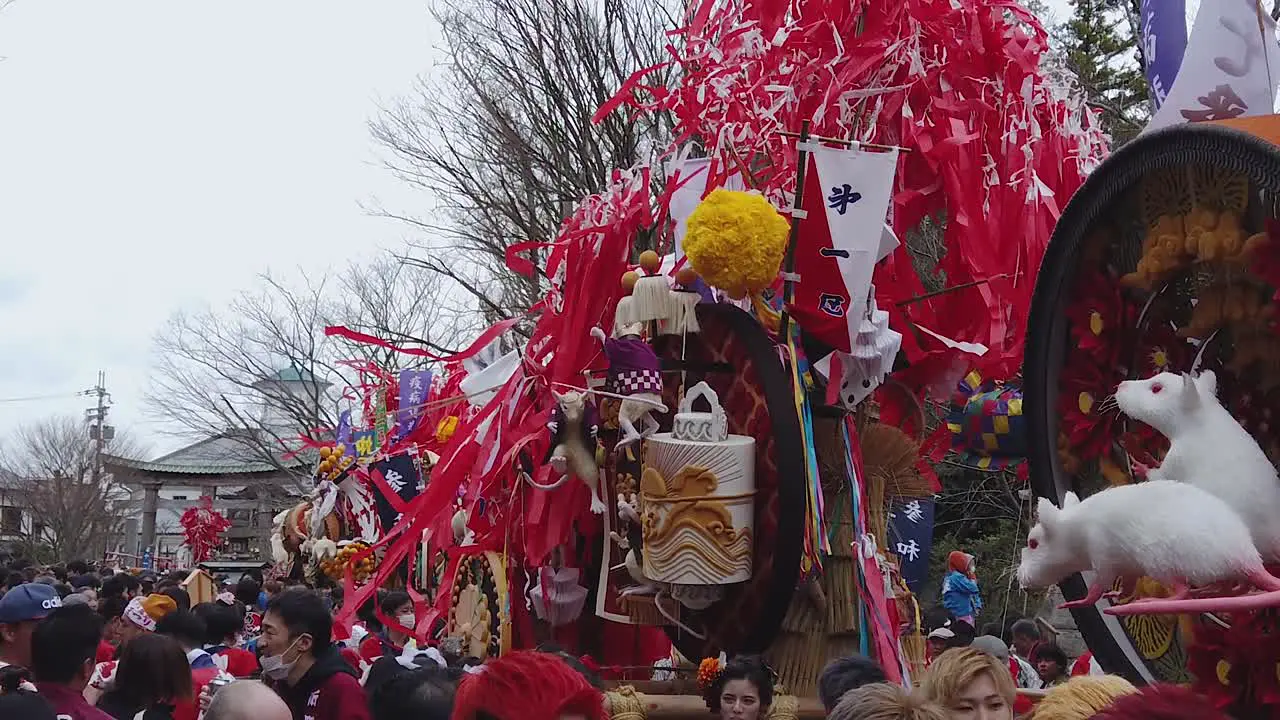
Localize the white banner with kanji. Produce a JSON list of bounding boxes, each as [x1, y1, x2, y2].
[[1147, 0, 1280, 132], [811, 144, 899, 336]]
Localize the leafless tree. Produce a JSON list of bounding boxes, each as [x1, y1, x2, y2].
[[370, 0, 678, 324], [145, 258, 469, 478], [0, 415, 147, 562]]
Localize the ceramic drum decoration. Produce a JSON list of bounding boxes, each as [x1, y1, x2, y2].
[[640, 382, 756, 589]]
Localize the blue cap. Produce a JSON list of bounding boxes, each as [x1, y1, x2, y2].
[[0, 583, 62, 623]]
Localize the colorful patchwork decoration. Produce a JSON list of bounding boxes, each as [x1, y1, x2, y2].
[[945, 372, 1026, 470]]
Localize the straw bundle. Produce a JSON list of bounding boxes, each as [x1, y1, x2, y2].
[[620, 594, 679, 626], [768, 417, 860, 696]]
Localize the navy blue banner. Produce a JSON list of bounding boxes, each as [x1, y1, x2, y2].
[[887, 498, 935, 594], [369, 453, 423, 530]]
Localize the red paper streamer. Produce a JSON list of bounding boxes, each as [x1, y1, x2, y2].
[[599, 0, 1108, 381], [179, 497, 232, 565]]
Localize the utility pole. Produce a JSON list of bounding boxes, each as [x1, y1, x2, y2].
[[84, 372, 116, 562], [84, 371, 112, 486]]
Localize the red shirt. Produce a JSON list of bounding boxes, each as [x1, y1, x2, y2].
[[172, 667, 220, 720], [340, 647, 363, 675], [1007, 658, 1034, 715], [307, 672, 370, 720], [95, 640, 116, 664], [357, 635, 401, 667], [1071, 651, 1101, 676], [38, 683, 114, 720], [212, 647, 259, 678]]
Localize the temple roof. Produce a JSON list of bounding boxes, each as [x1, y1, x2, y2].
[[106, 432, 309, 477], [254, 367, 328, 387]]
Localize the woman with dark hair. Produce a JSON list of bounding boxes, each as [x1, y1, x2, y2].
[[703, 655, 775, 720], [97, 634, 194, 720], [233, 577, 263, 637], [357, 590, 414, 670], [192, 603, 258, 677], [1030, 643, 1070, 688]]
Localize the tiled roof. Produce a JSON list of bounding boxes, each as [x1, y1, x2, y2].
[[104, 455, 303, 475]]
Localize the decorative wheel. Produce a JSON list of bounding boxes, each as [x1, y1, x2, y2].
[[648, 303, 807, 659], [1025, 122, 1280, 684], [446, 551, 510, 659]]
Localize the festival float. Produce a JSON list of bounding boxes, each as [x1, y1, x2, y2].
[[264, 0, 1115, 713], [1018, 1, 1280, 716]]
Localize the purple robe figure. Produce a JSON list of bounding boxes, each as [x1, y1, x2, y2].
[[604, 336, 664, 396], [591, 327, 668, 447]]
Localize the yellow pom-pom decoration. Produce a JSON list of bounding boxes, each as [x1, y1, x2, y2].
[[684, 189, 789, 299], [436, 415, 460, 444]]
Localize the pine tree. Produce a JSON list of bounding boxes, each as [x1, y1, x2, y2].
[[1055, 0, 1150, 143]]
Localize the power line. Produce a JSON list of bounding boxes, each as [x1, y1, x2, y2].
[[0, 391, 86, 404]]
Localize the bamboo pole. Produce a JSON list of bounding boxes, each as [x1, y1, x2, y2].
[[777, 120, 814, 342]]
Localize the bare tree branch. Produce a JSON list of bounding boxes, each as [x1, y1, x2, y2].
[[370, 0, 677, 319], [144, 258, 471, 479], [0, 416, 147, 561]]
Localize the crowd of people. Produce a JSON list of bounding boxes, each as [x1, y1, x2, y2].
[[0, 559, 1249, 720]]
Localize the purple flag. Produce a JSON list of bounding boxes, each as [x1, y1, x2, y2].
[[1141, 0, 1187, 110], [336, 410, 354, 458], [397, 369, 433, 439]]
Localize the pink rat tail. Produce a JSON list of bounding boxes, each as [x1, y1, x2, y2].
[[1252, 568, 1280, 592], [1105, 570, 1280, 616]]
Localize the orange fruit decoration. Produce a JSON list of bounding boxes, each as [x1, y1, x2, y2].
[[638, 249, 662, 274], [621, 271, 640, 294]]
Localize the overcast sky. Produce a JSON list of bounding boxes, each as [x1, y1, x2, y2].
[[0, 0, 1180, 459], [0, 2, 440, 456]]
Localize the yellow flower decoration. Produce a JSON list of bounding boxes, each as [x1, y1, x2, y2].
[[1149, 347, 1169, 371], [1077, 392, 1094, 415], [684, 189, 789, 300], [1088, 310, 1104, 336], [697, 657, 724, 690]]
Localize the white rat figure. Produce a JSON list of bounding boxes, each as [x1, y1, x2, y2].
[[1115, 370, 1280, 560], [1018, 482, 1280, 616], [543, 390, 607, 514], [608, 492, 665, 597]]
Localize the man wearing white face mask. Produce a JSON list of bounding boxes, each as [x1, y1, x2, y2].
[[355, 590, 415, 677], [259, 589, 369, 720]]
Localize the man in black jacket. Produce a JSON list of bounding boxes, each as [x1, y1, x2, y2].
[[260, 589, 369, 720]]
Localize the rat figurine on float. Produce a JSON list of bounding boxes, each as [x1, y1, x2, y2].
[[1115, 370, 1280, 560], [1018, 482, 1280, 616], [543, 390, 607, 514], [591, 322, 668, 447]]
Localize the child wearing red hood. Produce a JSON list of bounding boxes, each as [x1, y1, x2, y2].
[[941, 551, 982, 626]]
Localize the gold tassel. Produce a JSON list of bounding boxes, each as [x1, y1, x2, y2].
[[606, 685, 647, 720], [766, 692, 800, 720]]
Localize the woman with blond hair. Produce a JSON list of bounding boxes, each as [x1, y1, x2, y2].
[[827, 683, 947, 720], [919, 647, 1016, 720], [1026, 675, 1136, 720]]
